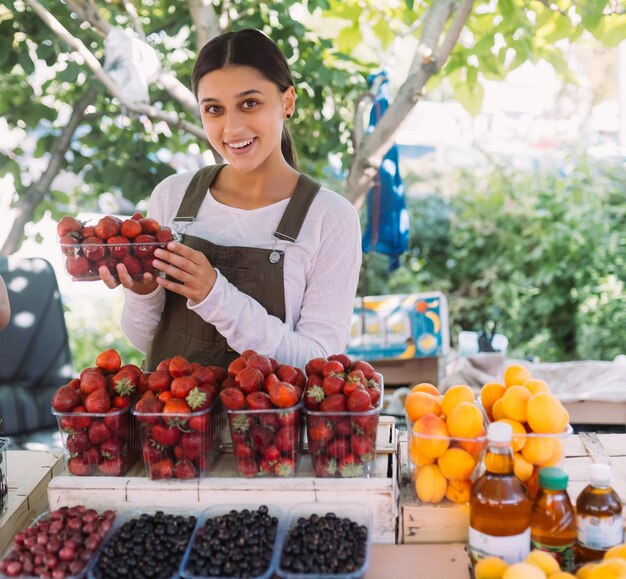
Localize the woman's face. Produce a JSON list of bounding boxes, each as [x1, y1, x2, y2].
[[197, 65, 295, 173]]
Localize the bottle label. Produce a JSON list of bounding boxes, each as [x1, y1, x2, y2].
[[531, 540, 575, 572], [577, 514, 624, 549], [469, 526, 530, 565]]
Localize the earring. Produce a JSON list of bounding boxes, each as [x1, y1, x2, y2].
[[286, 114, 292, 119]]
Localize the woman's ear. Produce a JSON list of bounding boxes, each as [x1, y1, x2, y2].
[[283, 85, 296, 118]]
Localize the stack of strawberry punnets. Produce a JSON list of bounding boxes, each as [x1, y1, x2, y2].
[[51, 349, 144, 476], [132, 355, 226, 480], [303, 355, 383, 478], [57, 212, 175, 280], [219, 350, 305, 478]]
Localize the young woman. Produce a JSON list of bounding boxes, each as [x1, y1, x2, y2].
[[101, 29, 361, 371]]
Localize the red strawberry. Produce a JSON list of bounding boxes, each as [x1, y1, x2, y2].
[[234, 443, 256, 460], [96, 255, 118, 275], [192, 366, 215, 386], [142, 258, 156, 275], [66, 254, 90, 277], [112, 369, 138, 397], [95, 215, 121, 239], [367, 385, 381, 407], [103, 408, 126, 433], [156, 358, 172, 372], [322, 374, 345, 397], [134, 390, 164, 418], [307, 419, 334, 444], [274, 458, 295, 477], [67, 377, 82, 390], [319, 393, 348, 413], [322, 360, 345, 377], [250, 426, 274, 452], [274, 427, 297, 453], [151, 423, 180, 446], [121, 254, 142, 277], [120, 218, 142, 239], [84, 388, 111, 413], [98, 457, 124, 476], [82, 237, 106, 262], [304, 377, 325, 411], [312, 456, 338, 477], [275, 365, 299, 386], [263, 446, 281, 463], [112, 395, 131, 409], [278, 408, 299, 428], [245, 391, 273, 410], [328, 353, 352, 370], [150, 458, 174, 479], [174, 460, 196, 479], [156, 227, 174, 243], [66, 431, 90, 454], [327, 437, 349, 460], [80, 370, 107, 395], [142, 441, 164, 464], [186, 386, 214, 411], [81, 446, 102, 466], [227, 356, 247, 377], [69, 406, 92, 430], [82, 225, 96, 237], [347, 388, 373, 412], [96, 349, 122, 373], [51, 385, 80, 412], [209, 366, 228, 384], [170, 376, 198, 399], [139, 217, 160, 234], [59, 234, 79, 255], [133, 234, 158, 259], [352, 415, 379, 437], [106, 235, 130, 260], [168, 355, 191, 378], [267, 381, 300, 409], [351, 360, 377, 380], [334, 418, 352, 437], [189, 413, 210, 433], [245, 354, 273, 377], [305, 357, 327, 377], [346, 369, 367, 388], [88, 420, 112, 444], [179, 432, 204, 460], [235, 456, 259, 478], [220, 387, 245, 410], [67, 457, 90, 476], [339, 454, 364, 477], [221, 376, 236, 390], [57, 216, 83, 238], [147, 369, 172, 393], [235, 367, 264, 395], [351, 435, 375, 460], [240, 349, 257, 361], [131, 211, 145, 221], [100, 438, 123, 459]]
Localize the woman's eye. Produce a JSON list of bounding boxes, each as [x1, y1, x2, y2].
[[204, 105, 221, 114], [242, 99, 259, 109]]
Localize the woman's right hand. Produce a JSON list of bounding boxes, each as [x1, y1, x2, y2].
[[99, 264, 159, 295]]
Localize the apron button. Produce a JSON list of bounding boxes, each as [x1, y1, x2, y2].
[[269, 250, 281, 264]]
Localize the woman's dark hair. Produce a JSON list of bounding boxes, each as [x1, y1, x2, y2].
[[192, 29, 297, 169]]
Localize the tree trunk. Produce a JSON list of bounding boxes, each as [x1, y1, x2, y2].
[[1, 87, 97, 256], [188, 0, 222, 50]]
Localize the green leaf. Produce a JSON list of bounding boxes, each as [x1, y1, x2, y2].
[[589, 14, 626, 47], [372, 18, 395, 50], [580, 1, 608, 29], [337, 25, 362, 53], [451, 72, 484, 116]]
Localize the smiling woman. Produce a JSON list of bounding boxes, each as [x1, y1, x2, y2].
[[99, 29, 362, 372]]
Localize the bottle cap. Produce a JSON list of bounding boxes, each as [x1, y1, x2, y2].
[[487, 421, 512, 443], [589, 463, 612, 485], [538, 467, 569, 490]]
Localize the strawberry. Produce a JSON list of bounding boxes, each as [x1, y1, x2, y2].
[[150, 458, 174, 479], [69, 406, 92, 430], [186, 386, 214, 411], [367, 385, 381, 407], [121, 254, 142, 277], [220, 387, 245, 410], [80, 370, 107, 395], [264, 372, 280, 391], [163, 397, 191, 414], [103, 408, 126, 433], [273, 458, 295, 477], [312, 456, 338, 477], [139, 217, 160, 234], [277, 408, 299, 428], [51, 385, 80, 412], [221, 376, 236, 390], [275, 364, 300, 386], [188, 413, 210, 433], [113, 395, 131, 409], [339, 454, 364, 477], [84, 388, 111, 413], [246, 391, 273, 410], [234, 443, 256, 460], [59, 234, 79, 255], [67, 457, 91, 476], [147, 369, 172, 392], [142, 441, 164, 464], [235, 456, 259, 478], [351, 415, 379, 437], [230, 413, 252, 435], [82, 236, 106, 261], [88, 420, 112, 445], [151, 423, 180, 446], [94, 215, 121, 239], [131, 211, 145, 221], [67, 377, 82, 390], [351, 435, 375, 461], [98, 457, 124, 476], [142, 258, 156, 275], [322, 360, 345, 377], [100, 438, 122, 459], [120, 218, 142, 239], [227, 356, 247, 377], [134, 390, 164, 420], [170, 376, 198, 399], [112, 369, 138, 397], [307, 419, 334, 444], [328, 353, 352, 369], [250, 426, 274, 452], [267, 381, 300, 409], [346, 369, 367, 387], [96, 349, 122, 374], [209, 365, 228, 384], [259, 459, 276, 475], [105, 235, 130, 260], [240, 349, 257, 361], [305, 357, 327, 377], [259, 412, 280, 431], [134, 234, 158, 259], [245, 354, 273, 376], [191, 366, 216, 386], [334, 418, 353, 438], [82, 225, 96, 237], [326, 437, 349, 460], [168, 355, 191, 377], [347, 388, 373, 412], [81, 446, 102, 466], [319, 393, 348, 413], [304, 377, 325, 411], [274, 427, 297, 453], [351, 360, 377, 381], [174, 460, 196, 479], [322, 374, 345, 397], [57, 215, 83, 238], [263, 445, 281, 463], [66, 431, 90, 454], [156, 358, 172, 372], [156, 227, 174, 243], [66, 254, 90, 277], [179, 432, 204, 460], [97, 255, 118, 275], [235, 367, 264, 395]]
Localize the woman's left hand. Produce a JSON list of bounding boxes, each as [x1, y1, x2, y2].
[[152, 242, 217, 304]]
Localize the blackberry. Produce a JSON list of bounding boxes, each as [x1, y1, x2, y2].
[[280, 512, 368, 575], [91, 511, 197, 579], [184, 505, 278, 578]]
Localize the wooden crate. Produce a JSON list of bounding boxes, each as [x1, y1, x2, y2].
[[399, 431, 626, 544], [48, 416, 400, 544], [0, 450, 64, 553]]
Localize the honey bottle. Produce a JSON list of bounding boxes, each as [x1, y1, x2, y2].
[[530, 467, 577, 572], [575, 463, 624, 564], [469, 422, 531, 565]]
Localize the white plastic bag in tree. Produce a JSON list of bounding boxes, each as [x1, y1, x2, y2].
[[103, 27, 161, 105]]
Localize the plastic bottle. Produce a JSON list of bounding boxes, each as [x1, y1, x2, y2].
[[469, 422, 531, 565], [530, 467, 577, 572], [575, 463, 624, 564]]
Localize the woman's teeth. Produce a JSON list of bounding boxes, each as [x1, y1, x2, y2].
[[228, 138, 254, 149]]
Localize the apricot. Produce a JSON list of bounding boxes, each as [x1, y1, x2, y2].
[[459, 427, 487, 460], [445, 479, 471, 503], [501, 385, 532, 423], [550, 573, 576, 579], [523, 378, 550, 395], [576, 564, 598, 578], [438, 447, 475, 481], [543, 439, 565, 467], [415, 463, 447, 503], [503, 562, 546, 578], [503, 363, 532, 388], [481, 382, 506, 413], [412, 413, 450, 459], [522, 436, 557, 466], [441, 384, 475, 417], [588, 558, 626, 578], [497, 418, 527, 452], [525, 549, 560, 575], [474, 556, 508, 579], [405, 391, 442, 422], [604, 543, 626, 561], [447, 401, 484, 439], [409, 441, 435, 467], [492, 398, 507, 420], [513, 452, 534, 482], [411, 382, 440, 396], [526, 393, 569, 434]]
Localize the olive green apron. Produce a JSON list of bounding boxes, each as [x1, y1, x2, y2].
[[145, 164, 321, 371]]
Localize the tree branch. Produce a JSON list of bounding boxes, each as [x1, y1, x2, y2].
[[121, 0, 145, 39], [65, 0, 109, 37], [187, 0, 222, 50], [1, 88, 98, 256], [345, 0, 475, 212]]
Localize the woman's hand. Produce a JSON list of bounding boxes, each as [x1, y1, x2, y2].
[[99, 264, 159, 295], [152, 242, 217, 304]]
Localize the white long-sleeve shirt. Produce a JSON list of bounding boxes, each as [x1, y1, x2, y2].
[[121, 170, 362, 369]]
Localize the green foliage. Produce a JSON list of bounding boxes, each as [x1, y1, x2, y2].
[[360, 155, 626, 362]]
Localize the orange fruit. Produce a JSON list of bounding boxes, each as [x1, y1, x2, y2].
[[480, 382, 505, 413], [405, 391, 442, 422], [503, 364, 532, 388], [441, 384, 475, 417], [411, 382, 440, 396]]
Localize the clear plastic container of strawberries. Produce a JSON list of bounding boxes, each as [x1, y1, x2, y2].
[[51, 349, 143, 476], [220, 350, 306, 478], [303, 355, 384, 478], [132, 356, 227, 480], [56, 212, 178, 281]]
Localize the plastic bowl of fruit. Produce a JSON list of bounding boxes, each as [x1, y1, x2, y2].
[[56, 213, 179, 281]]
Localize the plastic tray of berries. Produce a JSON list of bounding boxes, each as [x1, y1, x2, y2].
[[50, 349, 144, 476], [179, 504, 283, 579], [86, 510, 197, 579], [132, 355, 228, 480], [220, 350, 306, 478], [0, 506, 116, 579], [272, 502, 371, 579], [56, 212, 179, 281], [0, 437, 8, 516], [302, 355, 384, 478]]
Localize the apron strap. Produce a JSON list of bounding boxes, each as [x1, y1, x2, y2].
[[273, 173, 321, 243], [175, 164, 226, 220]]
